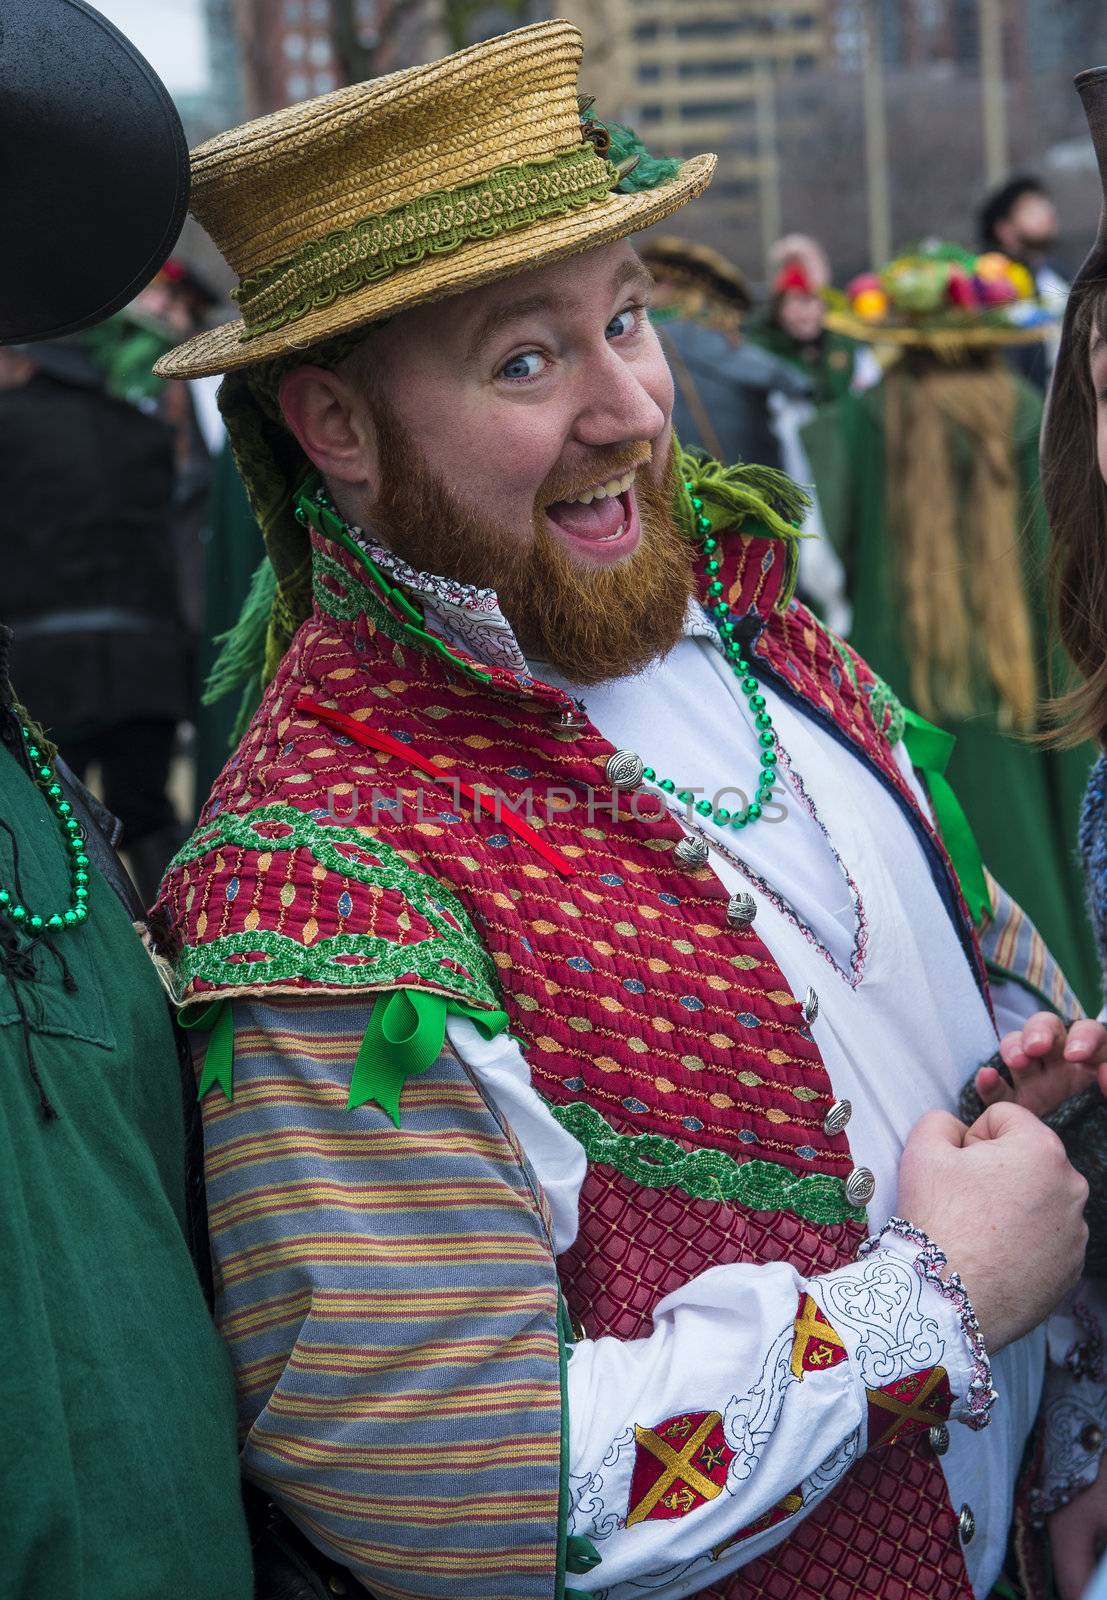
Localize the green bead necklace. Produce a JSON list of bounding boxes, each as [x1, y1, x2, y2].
[[0, 725, 91, 933], [642, 483, 778, 831]]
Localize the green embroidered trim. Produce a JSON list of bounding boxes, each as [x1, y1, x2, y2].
[[868, 673, 906, 746], [828, 633, 860, 691], [550, 1100, 866, 1225], [827, 633, 905, 747], [313, 544, 381, 625], [306, 493, 494, 685], [170, 803, 499, 1008], [234, 146, 618, 338]]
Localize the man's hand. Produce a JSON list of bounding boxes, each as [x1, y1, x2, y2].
[[976, 1012, 1107, 1116], [897, 1103, 1088, 1351], [1049, 1454, 1107, 1600]]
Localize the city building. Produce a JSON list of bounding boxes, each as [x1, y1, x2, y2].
[[555, 0, 829, 267]]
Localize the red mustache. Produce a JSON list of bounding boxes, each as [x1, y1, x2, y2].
[[537, 444, 653, 509]]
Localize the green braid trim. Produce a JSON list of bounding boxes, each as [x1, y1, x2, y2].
[[826, 632, 904, 746], [550, 1100, 866, 1226], [307, 500, 494, 686], [673, 442, 810, 610], [234, 145, 619, 338], [168, 803, 499, 1008], [313, 544, 383, 626], [868, 672, 906, 746]]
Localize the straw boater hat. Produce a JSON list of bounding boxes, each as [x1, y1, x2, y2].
[[156, 20, 715, 380], [155, 20, 717, 726], [824, 239, 1055, 352]]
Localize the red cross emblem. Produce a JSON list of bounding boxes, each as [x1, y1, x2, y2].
[[866, 1365, 953, 1451], [790, 1291, 847, 1379], [625, 1411, 734, 1527]]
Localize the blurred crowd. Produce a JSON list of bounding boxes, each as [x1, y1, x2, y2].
[[0, 169, 1096, 1000]]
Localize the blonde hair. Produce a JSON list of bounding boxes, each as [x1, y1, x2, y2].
[[884, 351, 1037, 731]]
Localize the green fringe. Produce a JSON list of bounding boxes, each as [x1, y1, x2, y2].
[[583, 111, 681, 193], [201, 555, 277, 744], [673, 442, 811, 609]]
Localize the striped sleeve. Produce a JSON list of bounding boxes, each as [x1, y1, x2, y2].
[[197, 996, 564, 1600]]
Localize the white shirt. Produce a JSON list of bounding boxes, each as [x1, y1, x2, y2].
[[437, 602, 1047, 1598]]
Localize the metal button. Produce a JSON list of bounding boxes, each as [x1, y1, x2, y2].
[[929, 1423, 950, 1457], [822, 1098, 852, 1137], [328, 1579, 348, 1596], [844, 1166, 876, 1207], [673, 833, 709, 869], [551, 707, 588, 734], [802, 985, 819, 1024], [1082, 1423, 1105, 1453], [958, 1503, 975, 1545], [726, 890, 757, 928], [605, 749, 644, 789]]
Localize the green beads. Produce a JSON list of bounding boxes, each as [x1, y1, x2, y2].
[[607, 506, 781, 843], [0, 724, 91, 935]]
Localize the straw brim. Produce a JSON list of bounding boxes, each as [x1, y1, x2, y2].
[[824, 306, 1050, 349], [156, 153, 716, 379]]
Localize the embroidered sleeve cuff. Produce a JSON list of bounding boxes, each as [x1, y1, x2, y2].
[[857, 1216, 998, 1433]]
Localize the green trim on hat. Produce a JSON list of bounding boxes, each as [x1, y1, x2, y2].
[[234, 144, 619, 338]]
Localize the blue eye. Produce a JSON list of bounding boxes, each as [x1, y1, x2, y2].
[[606, 308, 639, 339], [500, 351, 544, 382]]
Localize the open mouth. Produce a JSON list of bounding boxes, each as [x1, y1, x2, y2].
[[544, 468, 642, 563]]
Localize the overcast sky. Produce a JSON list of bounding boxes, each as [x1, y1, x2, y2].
[[92, 0, 209, 96]]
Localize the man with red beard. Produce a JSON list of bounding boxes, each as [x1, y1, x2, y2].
[[154, 23, 1101, 1600]]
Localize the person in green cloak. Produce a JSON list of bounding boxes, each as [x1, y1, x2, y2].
[[803, 240, 1098, 1011]]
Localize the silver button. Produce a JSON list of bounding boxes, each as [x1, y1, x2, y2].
[[822, 1098, 852, 1137], [844, 1166, 876, 1207], [929, 1423, 950, 1457], [802, 986, 819, 1024], [726, 891, 757, 928], [673, 833, 709, 869], [1082, 1423, 1105, 1453], [958, 1503, 975, 1545], [551, 707, 588, 734], [605, 749, 644, 789]]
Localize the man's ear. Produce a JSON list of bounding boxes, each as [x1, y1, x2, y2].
[[278, 364, 379, 493]]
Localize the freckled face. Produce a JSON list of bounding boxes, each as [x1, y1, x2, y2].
[[365, 240, 675, 569], [1091, 326, 1107, 487]]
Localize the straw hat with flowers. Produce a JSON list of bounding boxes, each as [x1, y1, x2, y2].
[[158, 20, 719, 728], [824, 240, 1056, 352]]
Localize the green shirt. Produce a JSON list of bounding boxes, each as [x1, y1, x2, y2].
[[0, 736, 252, 1598]]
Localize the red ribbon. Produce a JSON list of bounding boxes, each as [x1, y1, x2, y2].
[[295, 697, 576, 878]]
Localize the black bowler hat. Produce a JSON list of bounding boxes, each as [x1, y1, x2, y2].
[[0, 0, 189, 343]]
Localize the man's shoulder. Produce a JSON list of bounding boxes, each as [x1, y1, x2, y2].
[[156, 793, 499, 1016]]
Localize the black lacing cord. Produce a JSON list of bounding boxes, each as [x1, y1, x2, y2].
[[0, 919, 57, 1121], [0, 814, 60, 1120]]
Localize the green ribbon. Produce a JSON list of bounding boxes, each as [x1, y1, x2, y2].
[[901, 708, 991, 926], [179, 999, 236, 1101], [349, 988, 510, 1124], [566, 1536, 602, 1575]]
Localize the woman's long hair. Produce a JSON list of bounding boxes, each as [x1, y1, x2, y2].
[[883, 348, 1038, 731], [1044, 280, 1107, 747]]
